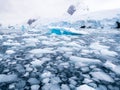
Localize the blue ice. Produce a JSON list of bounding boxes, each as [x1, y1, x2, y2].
[[48, 28, 82, 35]]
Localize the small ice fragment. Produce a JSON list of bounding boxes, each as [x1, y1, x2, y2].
[[76, 84, 95, 90], [31, 85, 40, 90]]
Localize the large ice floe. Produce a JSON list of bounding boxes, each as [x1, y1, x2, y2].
[[0, 21, 120, 90], [47, 27, 88, 35]]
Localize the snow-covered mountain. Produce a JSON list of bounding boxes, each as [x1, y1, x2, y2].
[[28, 8, 120, 30]]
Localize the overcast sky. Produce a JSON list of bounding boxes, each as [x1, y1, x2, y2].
[[0, 0, 120, 25]]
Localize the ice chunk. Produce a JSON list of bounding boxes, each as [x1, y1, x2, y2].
[[59, 62, 69, 68], [104, 61, 120, 75], [81, 67, 90, 73], [90, 42, 109, 50], [31, 85, 40, 90], [42, 78, 50, 84], [88, 83, 97, 88], [9, 84, 15, 89], [49, 28, 83, 35], [57, 47, 73, 52], [69, 78, 77, 86], [61, 84, 70, 90], [26, 66, 33, 72], [0, 74, 18, 83], [70, 56, 101, 65], [29, 48, 54, 54], [81, 49, 93, 54], [42, 84, 60, 90], [15, 64, 25, 73], [16, 80, 26, 89], [28, 78, 39, 85], [83, 78, 93, 83], [90, 71, 114, 83], [25, 42, 36, 47], [31, 58, 50, 67], [66, 42, 81, 47], [23, 38, 39, 43], [100, 49, 118, 57], [31, 59, 44, 67], [0, 35, 2, 39], [108, 85, 114, 90], [69, 28, 89, 34], [42, 41, 52, 45], [41, 71, 52, 79], [3, 42, 20, 46], [90, 42, 118, 56], [97, 85, 107, 90], [38, 36, 48, 40], [76, 85, 95, 90], [6, 50, 15, 54], [50, 77, 61, 84]]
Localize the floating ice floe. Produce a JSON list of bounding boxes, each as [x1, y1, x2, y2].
[[28, 78, 40, 85], [104, 61, 120, 75], [29, 48, 55, 54], [57, 47, 73, 52], [42, 78, 50, 84], [23, 38, 39, 47], [70, 56, 102, 66], [69, 28, 89, 34], [61, 84, 70, 90], [0, 74, 18, 83], [31, 59, 44, 67], [100, 49, 118, 57], [83, 78, 93, 84], [31, 85, 40, 90], [97, 85, 107, 90], [25, 42, 36, 47], [66, 42, 81, 47], [90, 42, 109, 50], [9, 83, 15, 89], [90, 71, 114, 83], [31, 58, 50, 67], [48, 27, 88, 35], [50, 77, 61, 84], [90, 42, 118, 57], [41, 71, 52, 79], [42, 84, 61, 90], [3, 42, 20, 46], [23, 38, 39, 43], [0, 35, 3, 39], [76, 84, 95, 90], [6, 50, 15, 54]]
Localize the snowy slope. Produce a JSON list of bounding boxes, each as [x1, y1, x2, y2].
[[72, 8, 120, 21], [28, 8, 120, 30]]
